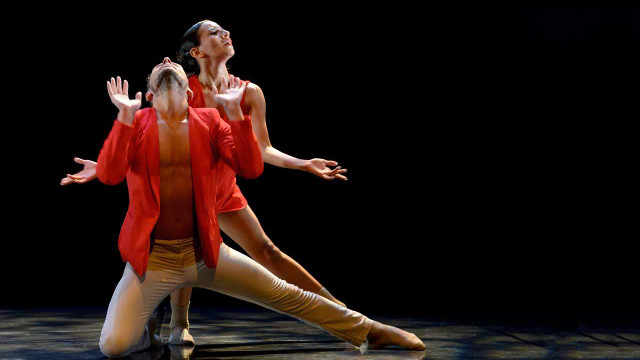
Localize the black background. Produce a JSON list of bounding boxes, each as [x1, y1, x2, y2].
[[2, 7, 637, 323]]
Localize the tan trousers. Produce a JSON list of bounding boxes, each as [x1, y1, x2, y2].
[[99, 242, 373, 358]]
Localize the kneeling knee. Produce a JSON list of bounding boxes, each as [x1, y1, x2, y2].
[[100, 335, 131, 358]]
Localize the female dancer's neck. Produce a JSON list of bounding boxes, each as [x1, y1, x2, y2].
[[198, 61, 230, 90]]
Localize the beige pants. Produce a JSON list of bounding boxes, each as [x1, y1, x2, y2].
[[99, 242, 373, 358]]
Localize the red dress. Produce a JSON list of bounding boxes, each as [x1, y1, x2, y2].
[[96, 107, 263, 276], [188, 75, 252, 213]]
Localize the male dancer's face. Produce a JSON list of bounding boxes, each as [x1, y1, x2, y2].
[[145, 57, 192, 108], [196, 21, 235, 60]]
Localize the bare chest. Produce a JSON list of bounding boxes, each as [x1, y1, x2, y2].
[[157, 120, 191, 167]]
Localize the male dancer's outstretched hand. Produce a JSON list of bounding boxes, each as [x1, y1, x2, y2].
[[107, 76, 142, 125], [302, 159, 348, 181], [213, 75, 247, 121], [60, 158, 97, 185]]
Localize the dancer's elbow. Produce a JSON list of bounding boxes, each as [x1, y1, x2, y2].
[[97, 169, 125, 185]]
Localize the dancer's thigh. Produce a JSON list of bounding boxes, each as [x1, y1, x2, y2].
[[191, 244, 283, 305]]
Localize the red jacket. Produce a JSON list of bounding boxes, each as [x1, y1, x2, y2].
[[97, 106, 263, 276]]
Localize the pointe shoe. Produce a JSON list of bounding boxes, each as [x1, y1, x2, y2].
[[168, 326, 195, 346]]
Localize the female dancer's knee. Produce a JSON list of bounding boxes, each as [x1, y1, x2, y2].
[[254, 238, 283, 268]]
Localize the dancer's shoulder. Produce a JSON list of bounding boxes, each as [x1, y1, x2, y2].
[[244, 82, 265, 107]]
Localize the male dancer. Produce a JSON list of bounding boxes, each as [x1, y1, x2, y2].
[[96, 58, 424, 358], [63, 19, 349, 345]]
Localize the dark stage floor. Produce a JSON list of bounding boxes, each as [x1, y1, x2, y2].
[[0, 308, 639, 359]]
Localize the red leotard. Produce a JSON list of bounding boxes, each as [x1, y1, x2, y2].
[[188, 75, 251, 213]]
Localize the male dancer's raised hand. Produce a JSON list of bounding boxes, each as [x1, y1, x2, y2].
[[212, 75, 247, 121], [106, 76, 142, 125]]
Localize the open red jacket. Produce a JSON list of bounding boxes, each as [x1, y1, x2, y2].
[[96, 106, 263, 276]]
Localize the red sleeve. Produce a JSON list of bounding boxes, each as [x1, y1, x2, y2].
[[208, 110, 263, 179], [96, 116, 138, 185]]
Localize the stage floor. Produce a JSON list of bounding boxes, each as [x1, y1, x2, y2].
[[0, 308, 639, 359]]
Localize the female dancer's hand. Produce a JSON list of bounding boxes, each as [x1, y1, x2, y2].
[[60, 158, 98, 185], [213, 75, 247, 121], [107, 76, 142, 125], [302, 158, 348, 181]]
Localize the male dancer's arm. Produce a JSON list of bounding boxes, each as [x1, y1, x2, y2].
[[207, 77, 263, 179], [245, 83, 348, 181], [96, 77, 142, 185], [210, 107, 264, 179]]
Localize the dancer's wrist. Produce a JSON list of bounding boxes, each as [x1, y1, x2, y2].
[[117, 107, 135, 126]]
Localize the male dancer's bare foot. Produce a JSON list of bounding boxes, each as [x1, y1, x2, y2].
[[366, 321, 425, 350]]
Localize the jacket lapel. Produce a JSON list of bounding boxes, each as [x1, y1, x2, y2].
[[188, 107, 211, 189], [146, 108, 161, 213]]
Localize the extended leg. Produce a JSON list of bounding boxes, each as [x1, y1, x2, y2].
[[192, 243, 423, 349]]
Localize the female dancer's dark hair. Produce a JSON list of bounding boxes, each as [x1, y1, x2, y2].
[[177, 20, 208, 76]]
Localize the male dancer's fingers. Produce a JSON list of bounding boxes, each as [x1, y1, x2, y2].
[[117, 76, 122, 93], [74, 157, 85, 164], [335, 174, 348, 181], [111, 77, 116, 93], [67, 174, 84, 180], [107, 81, 114, 99], [123, 80, 129, 97], [324, 160, 338, 167]]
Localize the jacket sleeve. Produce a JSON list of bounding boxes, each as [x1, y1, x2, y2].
[[209, 110, 264, 179], [96, 117, 138, 185]]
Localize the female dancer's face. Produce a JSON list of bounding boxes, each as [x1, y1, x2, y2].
[[197, 21, 234, 60]]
